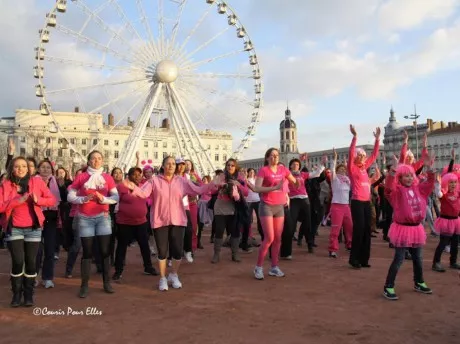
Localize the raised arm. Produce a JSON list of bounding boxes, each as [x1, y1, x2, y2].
[[183, 176, 220, 197], [434, 174, 443, 198], [331, 148, 337, 180], [448, 148, 456, 173], [399, 130, 409, 164], [348, 125, 357, 174], [365, 127, 381, 169], [418, 155, 435, 198]]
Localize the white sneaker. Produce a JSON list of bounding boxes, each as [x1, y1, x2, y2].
[[43, 280, 55, 289], [167, 260, 172, 267], [167, 273, 182, 289], [444, 245, 451, 253], [158, 277, 169, 291], [254, 266, 264, 280], [184, 252, 194, 263], [268, 266, 285, 277]]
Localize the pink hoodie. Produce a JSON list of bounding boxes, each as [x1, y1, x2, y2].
[[399, 143, 429, 172], [348, 136, 379, 201], [134, 175, 217, 229], [384, 171, 435, 224]]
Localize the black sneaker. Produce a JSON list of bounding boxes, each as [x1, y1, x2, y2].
[[307, 247, 314, 254], [361, 263, 371, 268], [349, 261, 361, 269], [144, 267, 158, 276], [414, 282, 432, 294], [329, 252, 337, 258], [449, 263, 460, 270], [112, 272, 122, 282], [383, 287, 399, 300], [432, 263, 446, 272]]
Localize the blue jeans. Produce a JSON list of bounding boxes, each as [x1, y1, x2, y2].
[[78, 214, 111, 238], [385, 247, 424, 288]]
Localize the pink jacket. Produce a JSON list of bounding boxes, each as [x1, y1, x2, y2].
[[0, 178, 56, 230], [348, 136, 379, 201], [384, 171, 435, 224], [135, 175, 217, 229]]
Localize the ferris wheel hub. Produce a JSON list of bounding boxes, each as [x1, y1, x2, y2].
[[154, 60, 178, 83]]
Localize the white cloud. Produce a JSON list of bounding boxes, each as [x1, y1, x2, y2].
[[378, 0, 460, 32], [388, 33, 400, 44]]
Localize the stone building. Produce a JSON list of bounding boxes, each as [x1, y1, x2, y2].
[[427, 122, 460, 170]]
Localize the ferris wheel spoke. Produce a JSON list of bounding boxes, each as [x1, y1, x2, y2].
[[45, 56, 140, 72], [88, 83, 150, 114], [73, 0, 140, 57], [110, 0, 156, 61], [47, 78, 148, 95], [169, 0, 187, 54], [176, 27, 230, 65], [158, 0, 165, 58], [135, 0, 161, 60], [180, 49, 244, 71], [173, 5, 212, 60], [55, 24, 137, 66], [181, 72, 253, 80], [178, 78, 253, 105]]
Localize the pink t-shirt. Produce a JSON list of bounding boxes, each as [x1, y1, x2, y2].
[[257, 165, 291, 205], [69, 172, 116, 217]]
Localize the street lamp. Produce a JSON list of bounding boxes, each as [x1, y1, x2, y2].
[[404, 104, 421, 159]]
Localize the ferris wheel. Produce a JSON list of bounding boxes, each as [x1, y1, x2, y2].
[[34, 0, 263, 174]]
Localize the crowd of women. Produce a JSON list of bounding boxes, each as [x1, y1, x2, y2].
[[1, 124, 459, 307]]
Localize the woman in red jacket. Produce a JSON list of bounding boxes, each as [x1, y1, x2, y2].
[[0, 157, 56, 307]]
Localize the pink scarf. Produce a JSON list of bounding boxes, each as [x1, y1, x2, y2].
[[35, 175, 61, 210]]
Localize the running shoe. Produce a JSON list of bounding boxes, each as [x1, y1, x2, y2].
[[414, 282, 432, 294], [268, 266, 285, 277], [383, 287, 398, 300], [184, 252, 194, 263], [167, 273, 182, 289], [158, 277, 168, 291], [254, 266, 264, 280]]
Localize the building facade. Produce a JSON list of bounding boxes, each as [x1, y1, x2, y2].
[[0, 108, 233, 174], [427, 124, 460, 170]]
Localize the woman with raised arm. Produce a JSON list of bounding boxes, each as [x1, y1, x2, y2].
[[127, 156, 222, 291], [251, 148, 300, 280], [348, 124, 381, 269], [67, 151, 119, 298], [1, 157, 56, 307], [328, 148, 353, 258]]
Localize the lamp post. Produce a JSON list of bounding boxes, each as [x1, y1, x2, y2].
[[404, 104, 421, 159]]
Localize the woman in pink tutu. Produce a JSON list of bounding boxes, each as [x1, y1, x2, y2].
[[432, 172, 460, 272], [382, 156, 435, 301]]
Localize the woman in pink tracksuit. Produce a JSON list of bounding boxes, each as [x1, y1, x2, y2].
[[328, 148, 353, 258], [348, 124, 380, 269], [383, 156, 435, 300], [129, 156, 222, 291]]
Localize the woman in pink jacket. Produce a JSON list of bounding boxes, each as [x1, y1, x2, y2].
[[348, 124, 380, 269], [130, 156, 222, 291], [383, 156, 435, 300], [0, 157, 56, 307]]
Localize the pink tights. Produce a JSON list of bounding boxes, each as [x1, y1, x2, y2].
[[256, 216, 284, 267]]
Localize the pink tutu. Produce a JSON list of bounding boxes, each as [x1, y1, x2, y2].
[[434, 217, 460, 236], [388, 223, 426, 248]]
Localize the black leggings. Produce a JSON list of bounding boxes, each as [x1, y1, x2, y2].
[[8, 240, 40, 276], [154, 226, 185, 260], [350, 200, 372, 265], [214, 214, 238, 239], [433, 234, 459, 265], [290, 198, 312, 243], [115, 222, 152, 273], [81, 235, 111, 260]]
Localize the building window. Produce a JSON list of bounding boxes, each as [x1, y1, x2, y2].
[[82, 149, 87, 156], [34, 137, 39, 143], [114, 151, 119, 159], [163, 142, 167, 148], [163, 152, 168, 158], [46, 137, 51, 144], [144, 141, 148, 148], [281, 132, 284, 140], [281, 145, 284, 153], [70, 138, 75, 144], [104, 165, 109, 172], [20, 148, 26, 156], [20, 137, 26, 143], [215, 144, 219, 150], [58, 149, 63, 157], [154, 152, 158, 159], [286, 145, 290, 153], [104, 140, 109, 146], [82, 139, 87, 145], [46, 149, 51, 157], [154, 141, 158, 148], [172, 142, 177, 148], [286, 131, 290, 140], [215, 154, 219, 162], [292, 132, 295, 140], [114, 140, 119, 146], [104, 150, 109, 159], [93, 139, 98, 145], [70, 150, 75, 158], [223, 154, 227, 161], [144, 151, 149, 158], [33, 148, 39, 156], [207, 144, 211, 150]]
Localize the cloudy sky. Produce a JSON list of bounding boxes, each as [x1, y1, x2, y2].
[[1, 0, 460, 159]]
